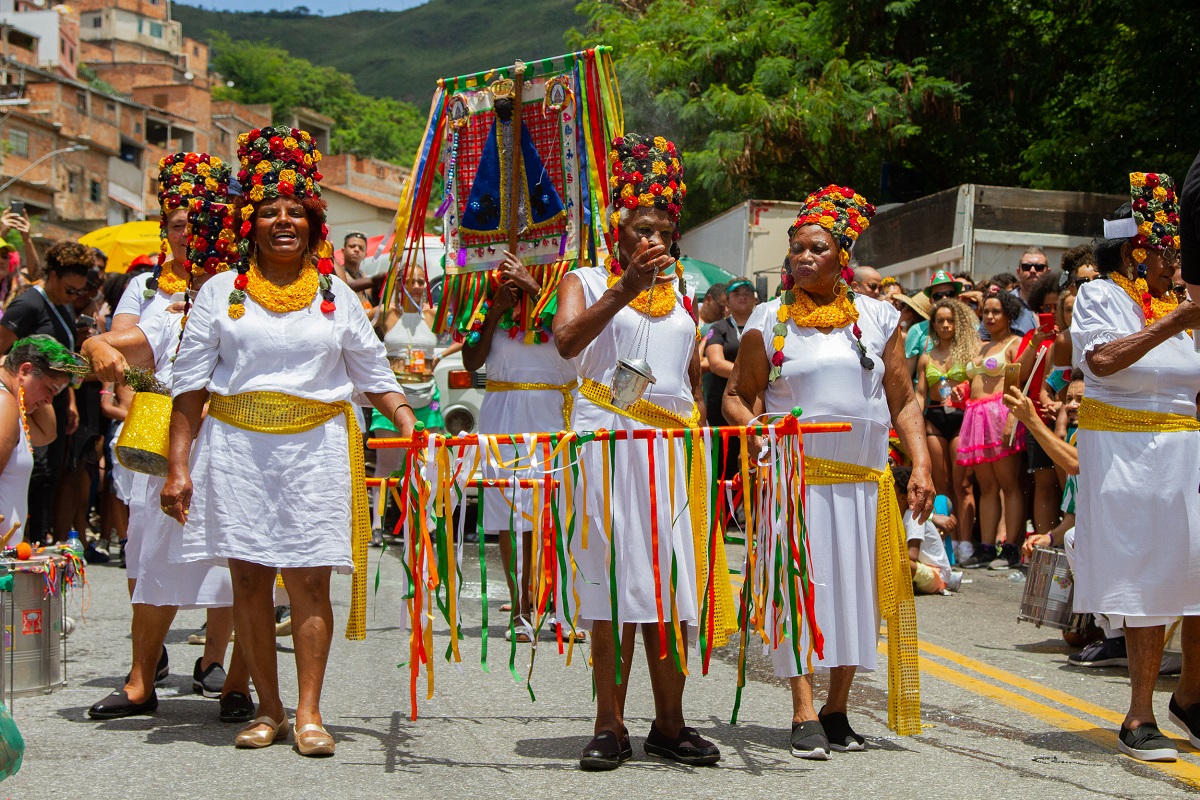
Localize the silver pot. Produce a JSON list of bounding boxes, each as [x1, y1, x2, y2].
[[611, 357, 656, 409]]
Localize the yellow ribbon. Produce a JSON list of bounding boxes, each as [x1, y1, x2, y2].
[[485, 378, 578, 431], [1077, 396, 1200, 432], [578, 378, 736, 648], [804, 456, 922, 736], [207, 391, 372, 641]]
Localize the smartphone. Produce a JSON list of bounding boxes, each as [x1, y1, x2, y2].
[[1038, 312, 1055, 333], [1003, 362, 1022, 393], [9, 200, 24, 216], [76, 314, 96, 328]]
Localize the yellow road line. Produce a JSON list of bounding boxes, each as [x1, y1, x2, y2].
[[915, 650, 1200, 790], [919, 639, 1125, 726]]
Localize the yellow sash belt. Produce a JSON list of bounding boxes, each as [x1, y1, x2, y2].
[[1077, 396, 1200, 432], [804, 455, 922, 736], [485, 378, 578, 431], [579, 378, 736, 646], [208, 391, 372, 641]]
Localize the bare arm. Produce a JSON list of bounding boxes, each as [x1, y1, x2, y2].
[[1087, 301, 1200, 377], [81, 326, 156, 382], [1002, 386, 1078, 474], [160, 389, 208, 524], [883, 325, 934, 522], [364, 390, 416, 435], [705, 340, 735, 379], [914, 353, 930, 407], [690, 342, 706, 427], [0, 327, 16, 356], [1016, 327, 1055, 385]]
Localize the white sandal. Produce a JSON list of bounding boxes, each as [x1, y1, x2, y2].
[[504, 615, 534, 643]]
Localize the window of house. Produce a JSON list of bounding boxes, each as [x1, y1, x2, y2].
[[193, 45, 199, 56], [76, 92, 87, 113], [150, 23, 163, 38], [68, 172, 79, 193], [60, 40, 65, 55], [137, 18, 143, 34], [8, 130, 28, 158], [135, 122, 142, 134], [89, 180, 102, 203], [106, 102, 115, 113]]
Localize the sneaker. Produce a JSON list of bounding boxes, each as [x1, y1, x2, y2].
[[946, 571, 963, 592], [959, 546, 994, 570], [84, 544, 110, 564], [1117, 723, 1177, 762], [818, 709, 865, 752], [1168, 695, 1200, 748], [118, 540, 127, 569], [192, 657, 227, 698], [789, 720, 830, 760], [1067, 636, 1128, 668], [989, 544, 1019, 570], [188, 624, 207, 646], [125, 646, 170, 685]]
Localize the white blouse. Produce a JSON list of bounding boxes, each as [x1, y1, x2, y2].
[[172, 270, 398, 404], [1071, 278, 1200, 417]]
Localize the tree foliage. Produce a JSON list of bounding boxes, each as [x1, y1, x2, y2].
[[208, 32, 425, 165], [574, 0, 1198, 221]]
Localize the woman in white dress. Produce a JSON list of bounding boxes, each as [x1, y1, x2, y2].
[[86, 153, 250, 723], [0, 336, 75, 543], [161, 127, 416, 756], [555, 133, 730, 771], [1070, 173, 1200, 762], [465, 250, 577, 642], [724, 185, 933, 759]]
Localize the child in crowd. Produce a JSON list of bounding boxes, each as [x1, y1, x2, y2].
[[893, 465, 962, 594]]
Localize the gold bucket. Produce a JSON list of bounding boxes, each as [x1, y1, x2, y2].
[[115, 392, 173, 476]]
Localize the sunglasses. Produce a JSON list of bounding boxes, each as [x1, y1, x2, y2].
[[1073, 276, 1093, 288], [1019, 262, 1048, 272], [930, 290, 957, 301], [63, 286, 89, 297]]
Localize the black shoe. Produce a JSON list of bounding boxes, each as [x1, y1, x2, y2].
[[218, 691, 256, 723], [959, 546, 994, 570], [193, 657, 227, 698], [988, 543, 1019, 570], [643, 723, 721, 766], [1117, 723, 1177, 762], [1168, 695, 1200, 749], [84, 544, 110, 564], [125, 646, 169, 685], [818, 709, 866, 752], [790, 720, 830, 760], [119, 540, 127, 569], [1068, 636, 1128, 667], [579, 730, 633, 771], [88, 689, 158, 720]]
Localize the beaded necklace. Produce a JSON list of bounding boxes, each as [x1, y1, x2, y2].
[[229, 257, 318, 319], [1110, 270, 1177, 326], [155, 266, 189, 297], [16, 385, 33, 455], [769, 276, 871, 382]]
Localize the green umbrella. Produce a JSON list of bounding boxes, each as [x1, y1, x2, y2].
[[679, 256, 738, 298]]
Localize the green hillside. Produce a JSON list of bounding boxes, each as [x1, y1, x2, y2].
[[172, 1, 585, 104]]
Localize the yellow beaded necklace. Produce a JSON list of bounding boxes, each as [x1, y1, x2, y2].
[[605, 255, 680, 317], [244, 258, 318, 315], [1110, 271, 1177, 325], [16, 384, 33, 454], [156, 264, 189, 296], [782, 280, 859, 330]]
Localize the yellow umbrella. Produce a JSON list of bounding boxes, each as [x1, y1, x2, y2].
[[79, 221, 161, 274]]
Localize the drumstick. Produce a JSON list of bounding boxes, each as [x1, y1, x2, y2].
[[0, 520, 20, 548], [1008, 346, 1048, 447]]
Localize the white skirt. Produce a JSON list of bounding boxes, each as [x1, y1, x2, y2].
[[767, 419, 888, 678], [478, 387, 574, 533], [128, 474, 233, 608], [566, 397, 698, 626], [171, 415, 354, 573], [1074, 428, 1200, 617]]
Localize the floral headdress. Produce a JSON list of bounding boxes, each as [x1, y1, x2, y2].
[[229, 126, 334, 319], [771, 184, 877, 382], [787, 185, 876, 276], [145, 152, 233, 297], [607, 132, 686, 257], [1105, 171, 1180, 323]]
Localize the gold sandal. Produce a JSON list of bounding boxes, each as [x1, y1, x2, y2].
[[235, 715, 290, 749], [294, 723, 336, 757]]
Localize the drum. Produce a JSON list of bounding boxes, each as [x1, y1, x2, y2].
[[2, 556, 66, 698], [1018, 546, 1089, 633]]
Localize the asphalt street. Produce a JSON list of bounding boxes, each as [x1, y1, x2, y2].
[[3, 542, 1198, 799]]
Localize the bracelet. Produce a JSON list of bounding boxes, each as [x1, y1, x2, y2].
[[391, 403, 413, 423]]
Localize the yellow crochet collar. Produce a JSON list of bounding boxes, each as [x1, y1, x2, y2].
[[605, 255, 680, 317]]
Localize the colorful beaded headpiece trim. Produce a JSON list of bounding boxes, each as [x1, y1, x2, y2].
[[788, 185, 876, 271], [608, 133, 686, 237], [1129, 171, 1178, 251], [147, 152, 233, 296]]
